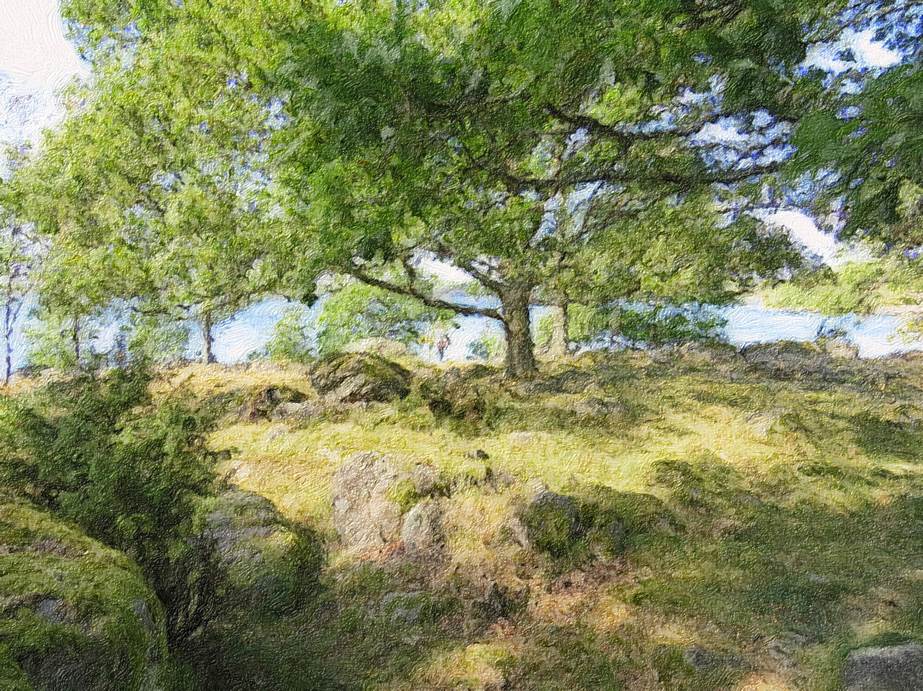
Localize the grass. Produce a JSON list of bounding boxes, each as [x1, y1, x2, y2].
[[34, 347, 923, 688]]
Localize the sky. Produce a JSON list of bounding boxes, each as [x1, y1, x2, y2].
[[0, 2, 919, 363], [0, 0, 86, 161]]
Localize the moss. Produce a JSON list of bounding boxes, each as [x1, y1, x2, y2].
[[0, 498, 168, 690], [385, 478, 423, 515]]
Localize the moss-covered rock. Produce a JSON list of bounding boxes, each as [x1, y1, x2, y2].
[[310, 353, 412, 404], [204, 488, 320, 615], [0, 498, 168, 690], [419, 366, 494, 422], [237, 385, 308, 421], [517, 485, 582, 558]]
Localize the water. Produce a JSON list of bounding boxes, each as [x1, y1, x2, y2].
[[9, 296, 923, 369]]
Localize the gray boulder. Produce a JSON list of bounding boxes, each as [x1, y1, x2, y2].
[[843, 643, 923, 690], [400, 499, 444, 552], [332, 453, 445, 553], [269, 401, 324, 422], [311, 353, 411, 404], [205, 488, 317, 613], [332, 452, 409, 550]]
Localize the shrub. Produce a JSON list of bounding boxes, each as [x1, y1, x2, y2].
[[0, 366, 222, 646]]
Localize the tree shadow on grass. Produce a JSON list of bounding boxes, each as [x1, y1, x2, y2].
[[623, 456, 923, 685]]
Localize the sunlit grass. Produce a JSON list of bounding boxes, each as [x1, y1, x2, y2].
[[177, 349, 923, 688]]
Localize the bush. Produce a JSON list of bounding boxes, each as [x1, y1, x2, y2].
[[264, 306, 315, 364], [0, 366, 222, 646]]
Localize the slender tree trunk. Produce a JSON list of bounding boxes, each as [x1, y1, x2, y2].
[[3, 295, 12, 386], [202, 312, 216, 364], [546, 300, 570, 360], [500, 285, 537, 379], [71, 316, 81, 367]]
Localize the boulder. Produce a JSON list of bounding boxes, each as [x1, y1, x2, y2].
[[517, 484, 582, 558], [311, 353, 412, 404], [419, 366, 494, 422], [400, 499, 444, 552], [331, 453, 445, 553], [0, 498, 168, 690], [843, 642, 923, 690], [821, 336, 860, 360], [572, 396, 627, 420], [204, 488, 318, 614], [331, 453, 409, 550], [269, 401, 324, 422], [238, 385, 308, 421]]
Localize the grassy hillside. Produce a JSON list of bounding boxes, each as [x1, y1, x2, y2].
[[152, 345, 923, 690]]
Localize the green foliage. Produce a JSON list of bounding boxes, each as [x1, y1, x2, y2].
[[0, 366, 221, 645], [567, 303, 724, 347], [264, 306, 315, 365], [764, 262, 886, 315], [466, 333, 505, 362], [316, 282, 452, 357], [20, 0, 835, 377], [122, 313, 190, 366]]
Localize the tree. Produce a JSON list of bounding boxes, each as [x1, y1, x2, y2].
[[225, 0, 832, 377], [8, 12, 273, 366], [43, 0, 874, 377], [0, 167, 41, 383]]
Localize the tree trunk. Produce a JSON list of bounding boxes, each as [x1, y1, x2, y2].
[[71, 317, 81, 367], [500, 286, 537, 379], [202, 312, 216, 364], [3, 296, 12, 386], [546, 301, 570, 360]]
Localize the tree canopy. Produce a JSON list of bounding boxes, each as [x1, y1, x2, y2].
[[6, 0, 914, 377]]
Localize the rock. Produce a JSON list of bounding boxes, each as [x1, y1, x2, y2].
[[380, 591, 427, 626], [843, 643, 923, 690], [0, 498, 168, 690], [409, 463, 443, 497], [739, 341, 845, 382], [518, 485, 582, 558], [747, 410, 782, 439], [238, 385, 308, 421], [205, 488, 318, 613], [311, 353, 412, 404], [331, 452, 446, 553], [466, 449, 490, 461], [419, 366, 491, 422], [822, 336, 860, 360], [400, 499, 444, 552], [572, 396, 627, 419], [270, 401, 323, 422], [331, 452, 410, 550]]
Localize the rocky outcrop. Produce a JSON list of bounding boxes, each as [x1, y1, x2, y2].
[[237, 385, 308, 421], [204, 488, 319, 614], [311, 353, 412, 404], [419, 366, 493, 422], [843, 642, 923, 690], [0, 499, 168, 690], [331, 452, 445, 553]]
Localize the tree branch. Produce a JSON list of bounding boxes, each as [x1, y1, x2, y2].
[[346, 266, 503, 321]]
